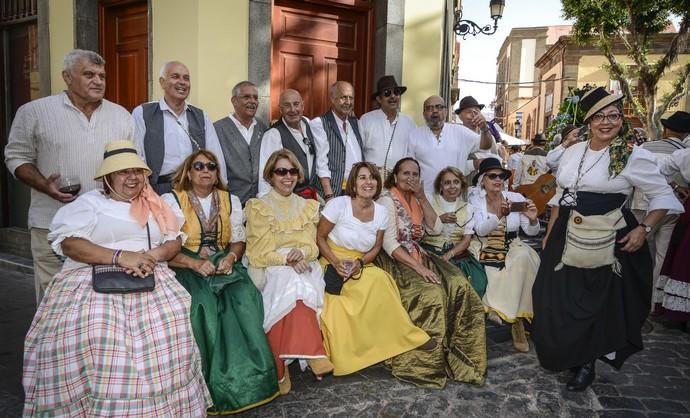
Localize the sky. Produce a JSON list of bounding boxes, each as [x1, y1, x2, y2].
[[455, 0, 572, 115]]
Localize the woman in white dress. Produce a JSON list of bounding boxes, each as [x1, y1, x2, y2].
[[23, 140, 211, 417], [468, 158, 541, 353]]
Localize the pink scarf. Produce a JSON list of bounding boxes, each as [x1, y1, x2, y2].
[[129, 183, 179, 235]]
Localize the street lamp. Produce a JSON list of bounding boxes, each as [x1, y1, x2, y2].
[[454, 0, 505, 39]]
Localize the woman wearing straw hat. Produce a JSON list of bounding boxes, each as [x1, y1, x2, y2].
[[532, 87, 684, 391], [23, 140, 212, 416]]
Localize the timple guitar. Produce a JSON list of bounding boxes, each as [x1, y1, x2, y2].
[[514, 173, 557, 216]]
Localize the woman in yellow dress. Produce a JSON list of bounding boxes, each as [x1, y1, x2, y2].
[[245, 149, 333, 395], [317, 162, 430, 376]]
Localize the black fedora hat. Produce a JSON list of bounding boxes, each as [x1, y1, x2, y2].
[[580, 86, 624, 122], [455, 96, 485, 115], [372, 75, 407, 100], [472, 157, 512, 186], [661, 111, 690, 133], [560, 124, 579, 139], [532, 133, 547, 145]]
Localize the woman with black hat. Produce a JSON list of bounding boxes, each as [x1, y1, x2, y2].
[[468, 158, 541, 353], [532, 87, 684, 391]]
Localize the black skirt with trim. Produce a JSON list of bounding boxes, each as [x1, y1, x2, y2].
[[532, 192, 652, 371]]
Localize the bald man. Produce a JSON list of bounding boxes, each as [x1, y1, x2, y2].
[[133, 60, 227, 194], [310, 81, 364, 200], [257, 89, 319, 198], [407, 95, 494, 195]]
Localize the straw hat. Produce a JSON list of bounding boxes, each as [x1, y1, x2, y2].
[[94, 140, 151, 180], [580, 86, 624, 123]]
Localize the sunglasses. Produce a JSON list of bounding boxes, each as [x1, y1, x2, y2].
[[382, 88, 404, 98], [273, 167, 299, 176], [192, 161, 218, 171], [485, 173, 508, 181]]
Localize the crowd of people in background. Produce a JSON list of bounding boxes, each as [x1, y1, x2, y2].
[[4, 49, 689, 416]]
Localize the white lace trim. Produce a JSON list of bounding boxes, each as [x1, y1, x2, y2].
[[660, 275, 690, 313]]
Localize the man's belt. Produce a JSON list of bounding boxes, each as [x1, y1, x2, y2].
[[157, 173, 175, 185]]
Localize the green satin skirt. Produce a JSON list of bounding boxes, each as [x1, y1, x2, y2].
[[421, 242, 488, 298], [173, 249, 279, 414], [375, 251, 487, 388]]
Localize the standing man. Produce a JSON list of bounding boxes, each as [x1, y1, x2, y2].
[[214, 81, 267, 205], [513, 133, 549, 188], [310, 81, 364, 200], [259, 89, 319, 199], [4, 49, 134, 303], [455, 96, 499, 177], [407, 95, 494, 194], [132, 61, 227, 194], [360, 75, 416, 177]]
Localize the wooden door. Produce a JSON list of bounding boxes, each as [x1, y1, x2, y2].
[[271, 0, 374, 121], [98, 0, 148, 112]]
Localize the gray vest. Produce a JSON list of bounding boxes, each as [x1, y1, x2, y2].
[[142, 102, 206, 188], [271, 118, 318, 194], [214, 116, 267, 205], [320, 111, 364, 197]]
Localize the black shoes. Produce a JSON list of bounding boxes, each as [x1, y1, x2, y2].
[[566, 361, 596, 391]]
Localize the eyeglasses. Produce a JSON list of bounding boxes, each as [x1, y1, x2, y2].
[[273, 167, 299, 176], [424, 104, 447, 112], [192, 161, 218, 171], [382, 88, 404, 98], [591, 112, 623, 124], [485, 173, 508, 181]]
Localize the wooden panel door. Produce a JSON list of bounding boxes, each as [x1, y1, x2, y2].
[[99, 0, 148, 112], [271, 0, 374, 121]]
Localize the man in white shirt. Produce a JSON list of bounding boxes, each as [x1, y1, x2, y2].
[[546, 124, 580, 171], [359, 75, 416, 177], [259, 89, 319, 199], [214, 81, 267, 204], [407, 95, 494, 195], [310, 81, 364, 200], [4, 49, 134, 303], [513, 134, 549, 189], [133, 61, 227, 194]]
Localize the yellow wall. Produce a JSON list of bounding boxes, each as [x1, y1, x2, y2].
[[151, 0, 249, 121], [48, 0, 75, 94], [401, 0, 444, 125]]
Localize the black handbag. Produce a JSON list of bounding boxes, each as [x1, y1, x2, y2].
[[323, 264, 345, 295], [93, 223, 155, 294]]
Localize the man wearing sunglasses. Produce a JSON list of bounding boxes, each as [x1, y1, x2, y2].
[[359, 75, 416, 178], [133, 60, 227, 194], [214, 81, 267, 205], [407, 95, 495, 196], [310, 81, 364, 200], [258, 89, 319, 199]]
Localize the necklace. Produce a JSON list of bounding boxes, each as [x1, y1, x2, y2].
[[562, 141, 607, 205]]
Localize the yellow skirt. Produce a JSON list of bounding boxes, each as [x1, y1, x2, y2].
[[319, 244, 430, 376]]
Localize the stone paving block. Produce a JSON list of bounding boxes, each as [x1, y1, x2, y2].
[[599, 411, 647, 418], [598, 396, 645, 410], [591, 384, 619, 397], [641, 399, 690, 414]]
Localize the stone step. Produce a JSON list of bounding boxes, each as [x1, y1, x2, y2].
[[0, 227, 31, 259], [0, 252, 33, 275]]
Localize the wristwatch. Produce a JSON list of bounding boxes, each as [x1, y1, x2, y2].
[[639, 223, 652, 233]]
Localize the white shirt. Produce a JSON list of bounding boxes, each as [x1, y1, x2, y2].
[[548, 142, 684, 214], [4, 92, 135, 228], [228, 113, 256, 146], [258, 118, 313, 197], [359, 109, 416, 172], [407, 123, 483, 195], [162, 192, 246, 243], [660, 147, 690, 184], [546, 145, 566, 171], [132, 98, 227, 181], [321, 196, 388, 253], [508, 152, 523, 171], [310, 111, 363, 179], [469, 190, 540, 236]]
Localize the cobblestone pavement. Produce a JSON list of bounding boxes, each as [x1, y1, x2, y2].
[[2, 268, 689, 418]]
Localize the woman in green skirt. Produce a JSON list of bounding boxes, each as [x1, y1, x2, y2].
[[165, 150, 279, 414], [421, 166, 487, 298]]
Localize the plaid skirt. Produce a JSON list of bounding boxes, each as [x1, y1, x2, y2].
[[23, 265, 212, 417]]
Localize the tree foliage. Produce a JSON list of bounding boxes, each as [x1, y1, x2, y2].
[[561, 0, 690, 137]]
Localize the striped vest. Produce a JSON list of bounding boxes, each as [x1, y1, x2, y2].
[[319, 111, 364, 197]]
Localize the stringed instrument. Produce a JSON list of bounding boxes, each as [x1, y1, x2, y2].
[[514, 173, 557, 216]]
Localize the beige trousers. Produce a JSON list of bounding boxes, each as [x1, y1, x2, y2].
[[30, 228, 64, 304]]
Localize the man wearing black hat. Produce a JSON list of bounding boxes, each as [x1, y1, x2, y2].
[[360, 75, 416, 177], [513, 133, 549, 188], [455, 95, 501, 179]]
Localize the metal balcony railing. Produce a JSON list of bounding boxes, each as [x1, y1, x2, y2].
[[0, 0, 38, 24]]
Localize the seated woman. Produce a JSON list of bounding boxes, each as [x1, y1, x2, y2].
[[245, 149, 333, 395], [163, 150, 279, 414], [421, 167, 487, 298], [317, 161, 430, 376], [468, 158, 541, 353], [24, 140, 211, 417], [375, 157, 487, 389]]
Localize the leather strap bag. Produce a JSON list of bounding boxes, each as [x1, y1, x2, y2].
[[559, 208, 626, 270]]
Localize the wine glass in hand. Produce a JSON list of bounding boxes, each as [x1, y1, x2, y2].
[[58, 176, 81, 197]]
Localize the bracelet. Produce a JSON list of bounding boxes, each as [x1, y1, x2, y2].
[[325, 193, 334, 200], [228, 252, 238, 263], [356, 258, 365, 269], [112, 249, 122, 266]]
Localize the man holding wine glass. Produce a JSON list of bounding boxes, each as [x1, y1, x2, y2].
[[4, 49, 134, 304]]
